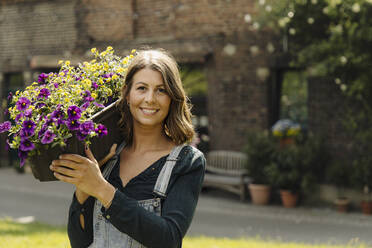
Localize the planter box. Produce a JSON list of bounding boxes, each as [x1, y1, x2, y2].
[[29, 101, 124, 181]]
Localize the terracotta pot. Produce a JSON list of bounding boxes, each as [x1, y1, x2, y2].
[[361, 201, 372, 215], [249, 184, 271, 205], [279, 137, 294, 147], [334, 198, 350, 213], [28, 101, 123, 181], [280, 190, 299, 208]]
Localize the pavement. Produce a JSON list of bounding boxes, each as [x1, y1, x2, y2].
[[1, 167, 372, 246]]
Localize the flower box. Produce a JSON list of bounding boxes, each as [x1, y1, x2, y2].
[[29, 101, 123, 181], [0, 47, 134, 182]]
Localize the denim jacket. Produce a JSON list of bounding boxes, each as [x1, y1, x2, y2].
[[67, 143, 205, 248]]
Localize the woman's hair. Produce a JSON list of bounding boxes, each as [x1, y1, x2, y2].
[[117, 48, 195, 146]]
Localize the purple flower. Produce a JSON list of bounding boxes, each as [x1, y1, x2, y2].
[[82, 90, 94, 102], [19, 139, 35, 152], [41, 130, 56, 144], [22, 120, 36, 133], [95, 124, 107, 137], [79, 121, 94, 135], [21, 120, 36, 138], [7, 92, 13, 101], [54, 83, 59, 89], [38, 124, 48, 139], [80, 102, 90, 111], [0, 121, 11, 133], [51, 109, 65, 120], [102, 73, 113, 78], [93, 102, 105, 108], [18, 150, 28, 167], [38, 73, 49, 84], [16, 97, 31, 111], [36, 103, 46, 109], [38, 88, 51, 99], [24, 109, 33, 118], [15, 113, 23, 123], [67, 106, 82, 120], [3, 109, 9, 116], [5, 139, 10, 152], [76, 131, 87, 141], [92, 81, 98, 89], [66, 120, 80, 131]]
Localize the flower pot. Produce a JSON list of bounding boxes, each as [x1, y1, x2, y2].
[[29, 101, 124, 181], [279, 137, 294, 147], [361, 201, 372, 215], [248, 184, 271, 205], [280, 190, 299, 208], [334, 198, 350, 213]]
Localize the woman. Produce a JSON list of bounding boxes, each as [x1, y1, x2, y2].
[[50, 49, 205, 248]]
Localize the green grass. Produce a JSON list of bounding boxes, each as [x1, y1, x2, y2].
[[0, 219, 370, 248]]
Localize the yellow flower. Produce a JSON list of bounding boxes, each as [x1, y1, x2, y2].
[[91, 93, 97, 99], [107, 46, 113, 51], [83, 78, 92, 87], [65, 60, 71, 66], [91, 48, 97, 54], [131, 49, 136, 54], [112, 74, 119, 80], [58, 60, 64, 65], [107, 89, 112, 96], [117, 67, 125, 73]]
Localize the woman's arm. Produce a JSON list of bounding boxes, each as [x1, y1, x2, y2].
[[67, 194, 95, 248], [102, 151, 205, 248]]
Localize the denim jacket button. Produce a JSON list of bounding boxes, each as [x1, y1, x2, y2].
[[106, 215, 110, 219], [153, 201, 159, 207]]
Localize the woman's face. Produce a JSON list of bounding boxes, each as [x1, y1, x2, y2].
[[126, 68, 171, 129]]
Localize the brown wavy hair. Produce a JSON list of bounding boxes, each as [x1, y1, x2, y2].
[[116, 48, 195, 146]]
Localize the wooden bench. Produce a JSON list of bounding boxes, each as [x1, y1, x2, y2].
[[203, 150, 250, 201]]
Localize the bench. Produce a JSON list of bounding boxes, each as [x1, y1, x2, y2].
[[203, 150, 250, 201]]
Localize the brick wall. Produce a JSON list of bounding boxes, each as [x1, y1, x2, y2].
[[1, 0, 321, 154], [0, 0, 77, 72]]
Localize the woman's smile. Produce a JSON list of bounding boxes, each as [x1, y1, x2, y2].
[[140, 107, 159, 115]]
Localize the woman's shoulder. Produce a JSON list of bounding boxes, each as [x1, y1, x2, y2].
[[173, 145, 205, 174]]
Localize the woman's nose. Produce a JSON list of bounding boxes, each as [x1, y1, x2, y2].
[[144, 90, 155, 103]]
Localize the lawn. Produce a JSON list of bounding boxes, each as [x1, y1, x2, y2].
[[0, 219, 370, 248]]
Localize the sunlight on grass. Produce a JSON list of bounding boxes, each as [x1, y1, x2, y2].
[[0, 218, 70, 248], [0, 219, 370, 248]]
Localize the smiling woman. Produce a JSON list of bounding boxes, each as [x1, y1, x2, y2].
[[50, 48, 205, 248], [126, 68, 171, 130]]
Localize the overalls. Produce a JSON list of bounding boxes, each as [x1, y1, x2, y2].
[[88, 143, 185, 248]]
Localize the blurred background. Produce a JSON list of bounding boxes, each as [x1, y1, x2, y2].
[[1, 0, 372, 214]]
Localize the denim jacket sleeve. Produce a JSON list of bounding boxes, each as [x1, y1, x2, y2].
[[67, 193, 95, 247], [101, 147, 205, 248]]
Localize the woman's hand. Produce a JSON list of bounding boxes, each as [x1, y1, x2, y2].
[[50, 145, 116, 206]]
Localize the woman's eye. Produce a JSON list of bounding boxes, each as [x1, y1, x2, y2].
[[158, 88, 166, 93], [137, 86, 146, 90]]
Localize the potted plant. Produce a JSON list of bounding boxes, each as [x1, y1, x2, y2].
[[326, 160, 352, 213], [352, 156, 372, 215], [266, 143, 302, 208], [0, 47, 135, 181], [244, 131, 275, 205]]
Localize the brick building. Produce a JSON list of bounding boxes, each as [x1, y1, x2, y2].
[[0, 0, 345, 166]]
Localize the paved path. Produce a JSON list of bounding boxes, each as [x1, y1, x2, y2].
[[1, 167, 372, 246]]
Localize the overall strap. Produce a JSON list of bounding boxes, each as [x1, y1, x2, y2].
[[102, 141, 126, 179], [153, 145, 185, 198]]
